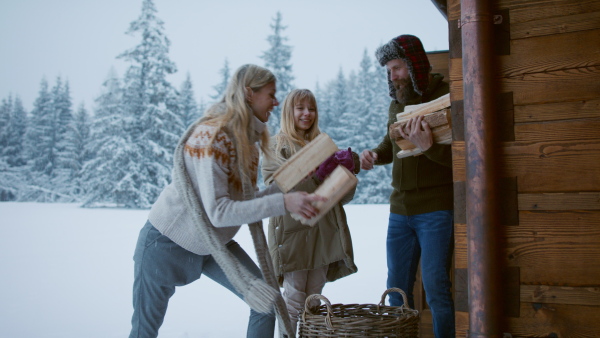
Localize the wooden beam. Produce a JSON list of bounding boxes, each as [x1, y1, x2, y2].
[[519, 192, 600, 211], [507, 211, 600, 285], [496, 0, 600, 24], [458, 303, 600, 337], [452, 140, 600, 192], [450, 66, 600, 104], [456, 210, 600, 286], [511, 11, 600, 40], [520, 285, 600, 306], [514, 99, 600, 124], [515, 117, 600, 142]]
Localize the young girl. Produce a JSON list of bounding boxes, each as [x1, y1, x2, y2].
[[129, 65, 325, 338], [261, 89, 359, 334]]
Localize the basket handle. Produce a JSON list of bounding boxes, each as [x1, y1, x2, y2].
[[302, 294, 335, 330], [378, 287, 413, 311]]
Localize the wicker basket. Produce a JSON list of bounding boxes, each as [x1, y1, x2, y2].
[[298, 288, 420, 337]]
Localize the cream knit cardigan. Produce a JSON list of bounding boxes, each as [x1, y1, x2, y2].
[[148, 116, 294, 337]]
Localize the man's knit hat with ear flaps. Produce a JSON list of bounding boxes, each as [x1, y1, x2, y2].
[[375, 35, 431, 100]]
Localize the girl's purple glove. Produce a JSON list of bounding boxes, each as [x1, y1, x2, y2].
[[315, 147, 356, 182]]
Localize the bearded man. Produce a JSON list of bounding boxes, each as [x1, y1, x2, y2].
[[359, 35, 455, 337]]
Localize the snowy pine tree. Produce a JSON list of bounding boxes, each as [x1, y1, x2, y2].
[[353, 58, 395, 204], [51, 77, 78, 197], [210, 59, 230, 103], [64, 103, 91, 197], [98, 0, 181, 208], [178, 73, 200, 128], [27, 78, 55, 175], [82, 70, 137, 207], [260, 11, 294, 135], [2, 96, 27, 167], [0, 95, 13, 152], [322, 68, 352, 147], [313, 53, 394, 204], [20, 77, 77, 201]]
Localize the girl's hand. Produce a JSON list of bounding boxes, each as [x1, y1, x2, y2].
[[283, 191, 327, 219]]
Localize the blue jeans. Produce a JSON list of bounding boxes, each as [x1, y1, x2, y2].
[[129, 221, 275, 338], [386, 211, 455, 338]]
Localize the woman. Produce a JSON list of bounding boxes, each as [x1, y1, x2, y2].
[[261, 89, 359, 334], [129, 65, 324, 338]]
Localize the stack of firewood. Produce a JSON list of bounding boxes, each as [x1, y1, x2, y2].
[[389, 93, 452, 158]]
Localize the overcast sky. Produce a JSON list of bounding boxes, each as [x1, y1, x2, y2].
[[0, 0, 448, 111]]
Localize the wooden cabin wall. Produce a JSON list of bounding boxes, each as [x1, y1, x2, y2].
[[447, 0, 600, 336], [428, 51, 450, 83]]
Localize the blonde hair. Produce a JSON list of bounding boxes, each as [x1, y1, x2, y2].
[[275, 89, 321, 158], [203, 64, 276, 181]]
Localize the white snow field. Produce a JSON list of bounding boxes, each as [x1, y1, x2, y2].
[[0, 202, 390, 338]]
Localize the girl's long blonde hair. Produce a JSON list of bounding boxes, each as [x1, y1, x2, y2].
[[275, 89, 321, 158], [203, 64, 275, 181]]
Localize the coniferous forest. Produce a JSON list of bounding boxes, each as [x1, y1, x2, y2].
[[0, 0, 394, 208]]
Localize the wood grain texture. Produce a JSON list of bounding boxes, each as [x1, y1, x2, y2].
[[290, 166, 357, 226], [450, 29, 600, 80], [455, 212, 600, 285], [447, 0, 460, 21], [272, 133, 337, 193], [500, 66, 600, 105], [458, 303, 600, 337], [504, 29, 600, 77], [451, 66, 600, 104], [507, 210, 600, 285], [497, 0, 600, 24], [514, 117, 600, 142], [455, 311, 468, 337], [454, 223, 467, 269], [519, 192, 600, 210], [520, 285, 600, 306], [452, 140, 600, 192], [419, 310, 434, 338], [514, 99, 600, 123], [426, 51, 450, 82], [511, 11, 600, 40]]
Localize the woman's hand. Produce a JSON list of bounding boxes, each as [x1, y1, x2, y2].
[[283, 191, 327, 219]]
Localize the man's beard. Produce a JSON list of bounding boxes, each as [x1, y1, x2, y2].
[[393, 77, 420, 104]]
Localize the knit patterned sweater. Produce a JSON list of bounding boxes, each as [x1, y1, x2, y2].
[[148, 116, 287, 256]]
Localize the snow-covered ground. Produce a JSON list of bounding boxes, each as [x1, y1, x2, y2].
[[0, 202, 391, 338]]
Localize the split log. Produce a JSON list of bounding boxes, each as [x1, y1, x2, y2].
[[290, 165, 358, 226], [272, 133, 338, 193], [390, 108, 452, 140], [388, 93, 452, 158], [401, 93, 451, 118]]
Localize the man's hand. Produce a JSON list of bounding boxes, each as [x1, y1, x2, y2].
[[283, 192, 327, 219], [398, 115, 433, 151], [360, 149, 378, 170]]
